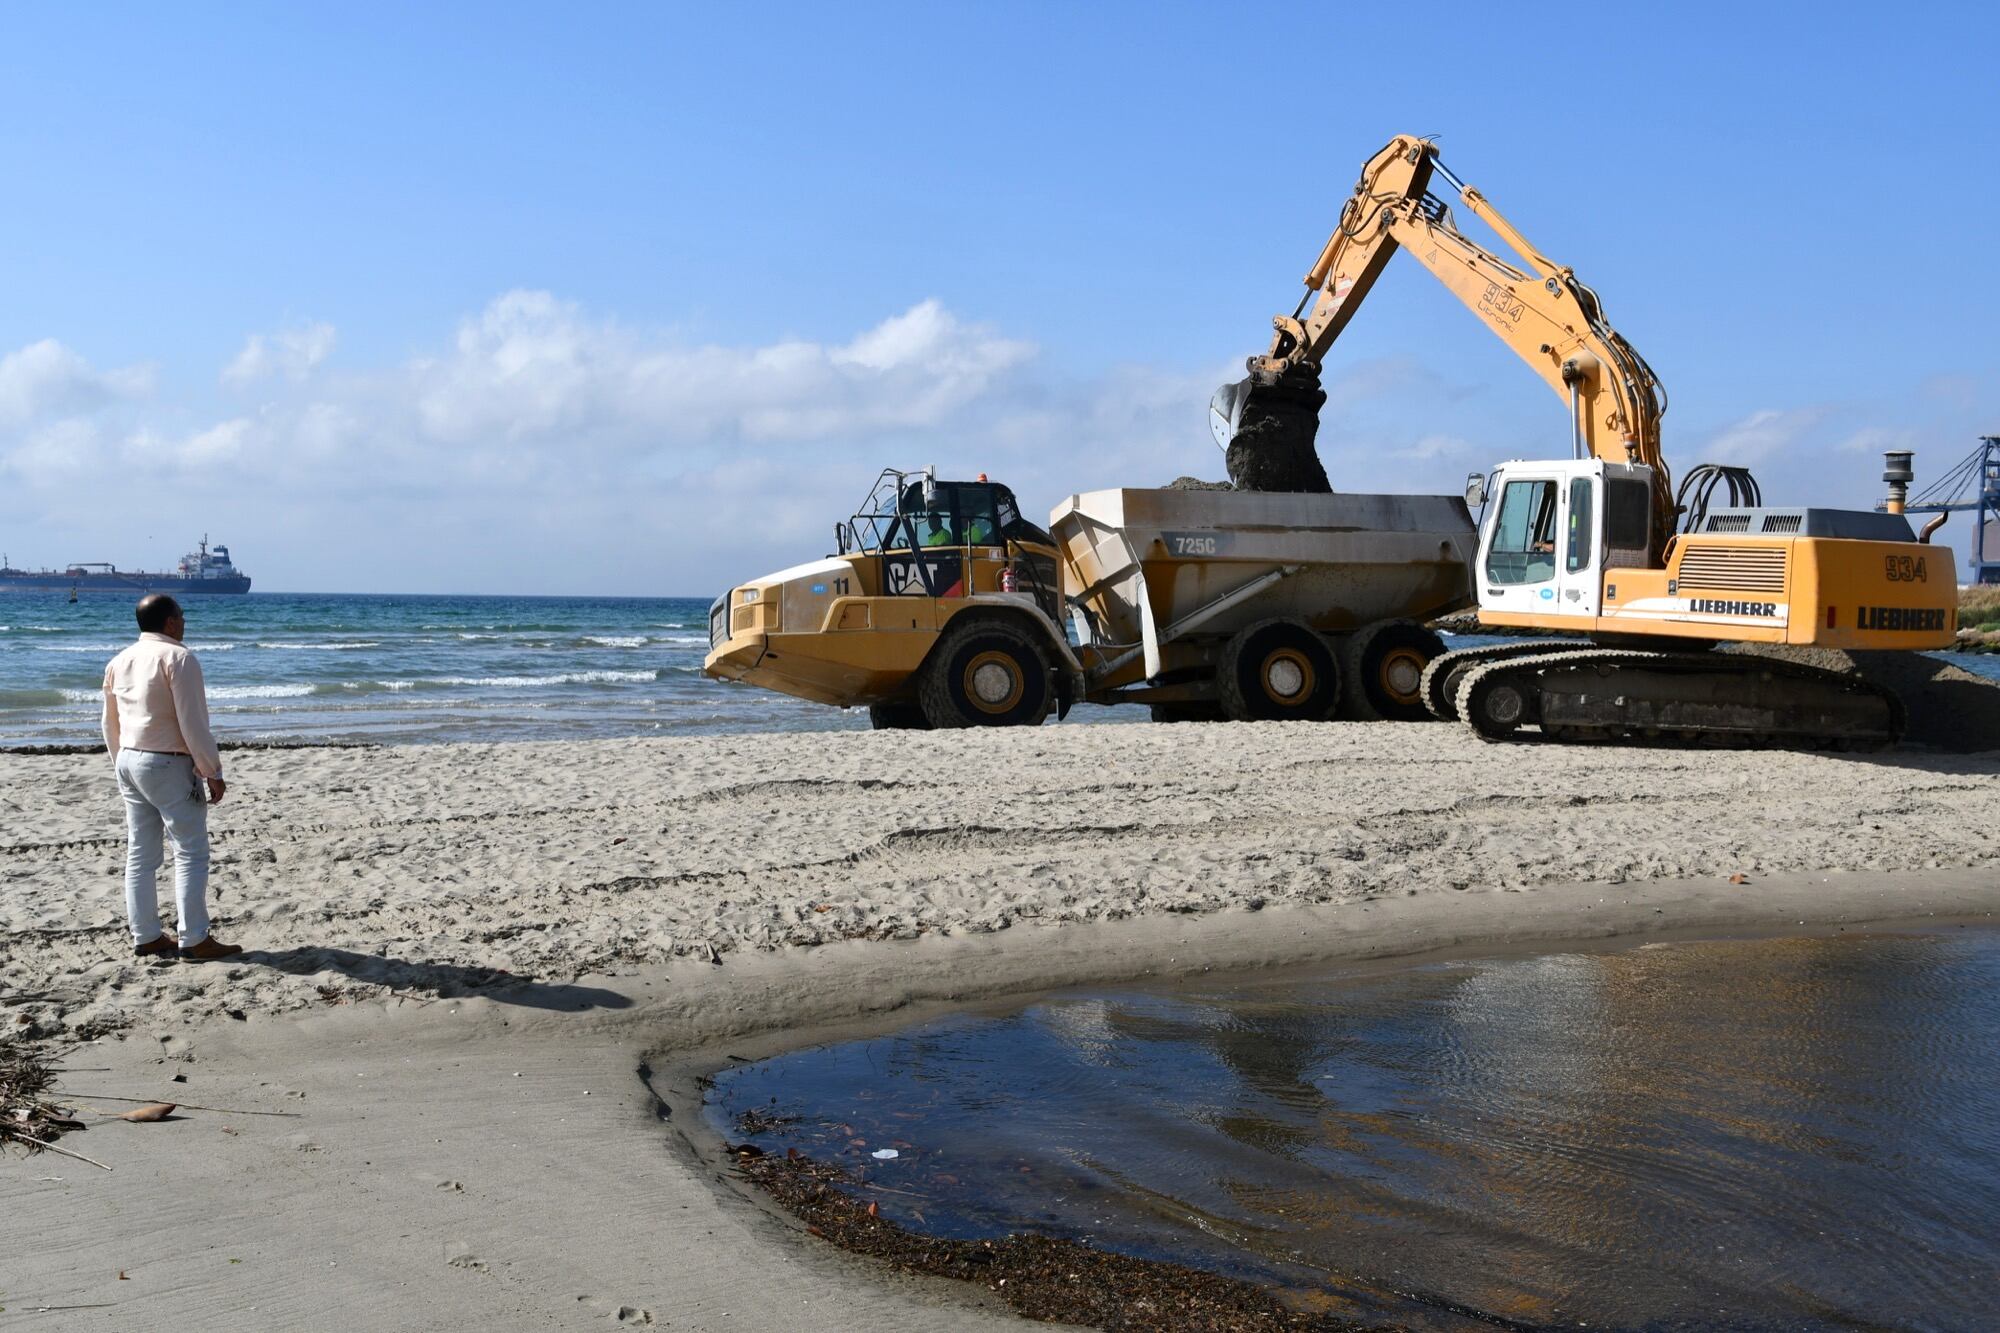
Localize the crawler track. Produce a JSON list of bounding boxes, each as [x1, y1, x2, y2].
[[1421, 640, 1575, 721], [1452, 648, 1907, 749]]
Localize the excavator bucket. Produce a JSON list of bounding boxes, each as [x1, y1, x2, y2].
[[1211, 365, 1332, 493], [1207, 380, 1250, 451]]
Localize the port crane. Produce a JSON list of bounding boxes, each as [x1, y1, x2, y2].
[[1887, 437, 2000, 585]]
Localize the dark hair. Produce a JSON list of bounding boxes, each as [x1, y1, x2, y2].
[[135, 594, 182, 633]]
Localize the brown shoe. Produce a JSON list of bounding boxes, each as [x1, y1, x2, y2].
[[134, 932, 179, 958], [179, 936, 245, 962]]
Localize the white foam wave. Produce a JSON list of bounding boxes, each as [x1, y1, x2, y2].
[[40, 640, 239, 653], [434, 670, 659, 688], [210, 683, 317, 699], [256, 641, 381, 650], [337, 669, 660, 694], [654, 635, 709, 646], [584, 635, 647, 648]]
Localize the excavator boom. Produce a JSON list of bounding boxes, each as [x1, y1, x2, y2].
[[1220, 135, 1676, 557]]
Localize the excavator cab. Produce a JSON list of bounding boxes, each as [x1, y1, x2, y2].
[[1474, 460, 1657, 629]]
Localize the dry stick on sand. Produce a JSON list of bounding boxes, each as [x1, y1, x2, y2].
[[7, 1129, 113, 1171], [62, 1094, 302, 1118]]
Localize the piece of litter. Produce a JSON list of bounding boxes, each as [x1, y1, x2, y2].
[[871, 1148, 899, 1160], [119, 1102, 176, 1122]]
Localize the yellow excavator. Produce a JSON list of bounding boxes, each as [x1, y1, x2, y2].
[[1215, 134, 1956, 746]]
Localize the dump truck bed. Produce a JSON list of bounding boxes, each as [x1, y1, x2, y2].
[[1052, 488, 1476, 688]]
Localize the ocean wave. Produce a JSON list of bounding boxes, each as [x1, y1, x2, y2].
[[36, 640, 237, 654], [583, 635, 647, 648], [211, 683, 318, 700], [256, 641, 382, 651], [1, 688, 71, 708], [653, 635, 709, 646], [315, 669, 660, 696], [451, 669, 659, 687]]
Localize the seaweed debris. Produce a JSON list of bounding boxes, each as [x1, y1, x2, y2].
[[731, 1148, 1370, 1332]]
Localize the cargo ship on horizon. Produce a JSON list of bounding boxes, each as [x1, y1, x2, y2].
[[0, 535, 252, 595]]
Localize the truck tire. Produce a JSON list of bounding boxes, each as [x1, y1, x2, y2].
[[1342, 620, 1447, 722], [917, 618, 1054, 729], [867, 702, 930, 730], [1217, 619, 1340, 722]]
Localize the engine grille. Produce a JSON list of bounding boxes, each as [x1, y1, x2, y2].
[[1676, 545, 1788, 593]]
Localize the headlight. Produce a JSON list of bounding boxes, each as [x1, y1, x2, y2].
[[740, 588, 761, 603]]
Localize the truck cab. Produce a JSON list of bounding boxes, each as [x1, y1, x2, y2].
[[704, 468, 1078, 727]]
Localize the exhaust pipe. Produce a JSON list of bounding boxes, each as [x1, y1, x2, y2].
[[1882, 450, 1913, 515]]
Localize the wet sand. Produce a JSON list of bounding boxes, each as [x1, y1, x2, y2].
[[3, 722, 1998, 1327]]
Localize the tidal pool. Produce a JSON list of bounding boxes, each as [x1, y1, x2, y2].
[[707, 930, 2000, 1330]]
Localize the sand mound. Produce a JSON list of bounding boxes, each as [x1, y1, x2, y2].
[[1163, 476, 1233, 492], [1726, 644, 2000, 752]]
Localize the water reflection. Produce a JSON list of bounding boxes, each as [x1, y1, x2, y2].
[[709, 931, 2000, 1329]]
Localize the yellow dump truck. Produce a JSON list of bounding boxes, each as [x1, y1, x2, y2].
[[703, 466, 1477, 728]]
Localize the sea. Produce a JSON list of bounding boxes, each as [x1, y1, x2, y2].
[[2, 589, 1994, 748], [0, 591, 842, 747]]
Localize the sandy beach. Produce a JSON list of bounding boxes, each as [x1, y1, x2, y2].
[[5, 720, 1999, 1328]]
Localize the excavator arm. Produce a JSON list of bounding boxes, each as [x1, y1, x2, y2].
[[1222, 135, 1676, 560]]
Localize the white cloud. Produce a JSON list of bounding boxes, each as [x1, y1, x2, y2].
[[409, 292, 1035, 450], [1698, 407, 1830, 465], [2, 417, 111, 483], [6, 296, 1988, 594], [1832, 425, 1917, 456], [222, 322, 336, 386], [0, 339, 152, 428]]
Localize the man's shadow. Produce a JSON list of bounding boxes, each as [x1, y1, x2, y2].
[[243, 947, 632, 1013]]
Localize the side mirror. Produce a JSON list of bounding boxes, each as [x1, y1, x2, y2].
[[835, 522, 849, 555], [1465, 472, 1487, 509], [922, 465, 938, 508]]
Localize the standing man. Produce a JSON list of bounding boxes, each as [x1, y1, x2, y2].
[[102, 594, 243, 961]]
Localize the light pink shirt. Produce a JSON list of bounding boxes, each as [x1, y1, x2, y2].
[[102, 632, 223, 779]]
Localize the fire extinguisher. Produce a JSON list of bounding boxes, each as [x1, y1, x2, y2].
[[1000, 564, 1018, 593]]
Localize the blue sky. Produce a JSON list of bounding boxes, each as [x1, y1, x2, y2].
[[2, 3, 1995, 593]]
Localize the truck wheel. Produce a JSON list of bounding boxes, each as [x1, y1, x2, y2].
[[1342, 620, 1447, 722], [918, 619, 1053, 728], [867, 702, 930, 730], [1217, 620, 1340, 722]]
